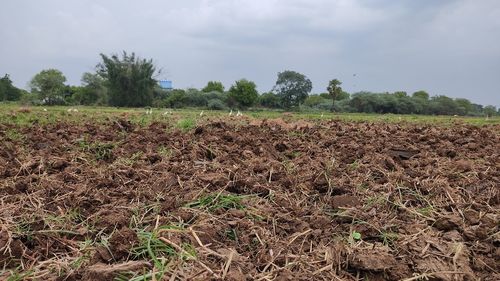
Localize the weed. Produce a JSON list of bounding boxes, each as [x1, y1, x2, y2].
[[176, 118, 196, 131], [4, 128, 23, 141], [157, 146, 172, 158], [5, 267, 34, 281], [185, 193, 247, 212], [79, 139, 115, 161], [348, 160, 360, 170], [127, 224, 194, 280], [417, 206, 434, 217], [351, 231, 362, 241], [380, 231, 399, 247], [365, 195, 386, 208], [226, 228, 238, 242]]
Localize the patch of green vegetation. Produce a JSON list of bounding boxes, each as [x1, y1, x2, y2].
[[351, 231, 362, 240], [70, 239, 94, 270], [225, 228, 238, 242], [417, 206, 434, 217], [185, 193, 247, 212], [365, 195, 386, 208], [122, 225, 194, 281], [5, 267, 34, 281], [176, 118, 196, 131], [348, 160, 360, 171], [4, 128, 23, 141], [380, 231, 399, 247], [79, 139, 115, 161], [157, 146, 172, 158]]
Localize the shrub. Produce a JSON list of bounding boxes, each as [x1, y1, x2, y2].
[[207, 99, 227, 110]]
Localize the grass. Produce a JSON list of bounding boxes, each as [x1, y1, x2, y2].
[[176, 118, 196, 131], [79, 139, 115, 161], [185, 193, 247, 212], [0, 103, 498, 126], [122, 224, 195, 281]]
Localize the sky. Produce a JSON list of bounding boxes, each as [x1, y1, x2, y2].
[[1, 0, 499, 106]]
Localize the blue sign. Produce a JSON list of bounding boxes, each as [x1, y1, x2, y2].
[[159, 80, 173, 89]]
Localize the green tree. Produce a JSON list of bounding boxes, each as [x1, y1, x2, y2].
[[412, 90, 429, 100], [429, 95, 459, 115], [97, 51, 157, 107], [319, 91, 349, 101], [454, 98, 473, 116], [29, 69, 67, 105], [228, 79, 258, 108], [393, 91, 407, 98], [483, 105, 497, 118], [0, 74, 22, 101], [164, 89, 188, 108], [202, 81, 225, 93], [273, 70, 312, 108], [259, 92, 281, 108], [327, 79, 342, 112]]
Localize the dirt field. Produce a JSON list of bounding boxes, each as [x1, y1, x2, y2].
[[0, 115, 499, 280]]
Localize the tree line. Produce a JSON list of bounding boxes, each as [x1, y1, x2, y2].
[[1, 51, 498, 117]]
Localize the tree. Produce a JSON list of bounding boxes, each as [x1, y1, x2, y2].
[[483, 105, 497, 118], [202, 81, 224, 93], [429, 95, 459, 115], [228, 79, 258, 108], [327, 79, 342, 112], [259, 92, 281, 108], [273, 70, 312, 108], [29, 69, 67, 105], [97, 51, 157, 107], [164, 89, 188, 108], [393, 91, 407, 98], [0, 74, 22, 101], [412, 90, 429, 100], [454, 98, 473, 116]]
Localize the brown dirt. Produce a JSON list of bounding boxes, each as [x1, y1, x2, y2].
[[0, 118, 499, 280]]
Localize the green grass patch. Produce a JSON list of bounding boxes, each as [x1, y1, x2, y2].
[[176, 118, 196, 131], [185, 193, 247, 212]]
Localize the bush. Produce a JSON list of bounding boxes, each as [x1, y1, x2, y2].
[[259, 92, 281, 108], [304, 95, 329, 107], [207, 99, 227, 110]]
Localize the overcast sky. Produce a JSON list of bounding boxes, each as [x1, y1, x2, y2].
[[1, 0, 499, 105]]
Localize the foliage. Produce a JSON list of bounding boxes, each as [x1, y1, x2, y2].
[[412, 90, 429, 100], [327, 79, 343, 112], [97, 51, 157, 107], [0, 74, 22, 101], [207, 99, 227, 110], [273, 70, 312, 108], [228, 79, 259, 108], [259, 92, 281, 108], [483, 105, 497, 117], [304, 95, 329, 107], [202, 81, 224, 93], [163, 89, 188, 108], [29, 69, 67, 105], [185, 88, 208, 107], [73, 72, 108, 105]]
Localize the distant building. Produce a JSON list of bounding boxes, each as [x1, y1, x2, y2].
[[158, 80, 173, 90]]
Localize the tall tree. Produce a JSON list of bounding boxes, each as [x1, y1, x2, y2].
[[0, 74, 22, 101], [327, 79, 342, 112], [202, 81, 225, 93], [73, 72, 108, 105], [273, 70, 312, 108], [228, 79, 258, 108], [97, 51, 157, 107], [29, 69, 67, 105], [483, 105, 497, 118], [412, 90, 429, 100]]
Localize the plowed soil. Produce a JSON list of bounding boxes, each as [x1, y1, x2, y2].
[[0, 118, 499, 281]]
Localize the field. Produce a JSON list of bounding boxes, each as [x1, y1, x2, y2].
[[0, 106, 499, 281]]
